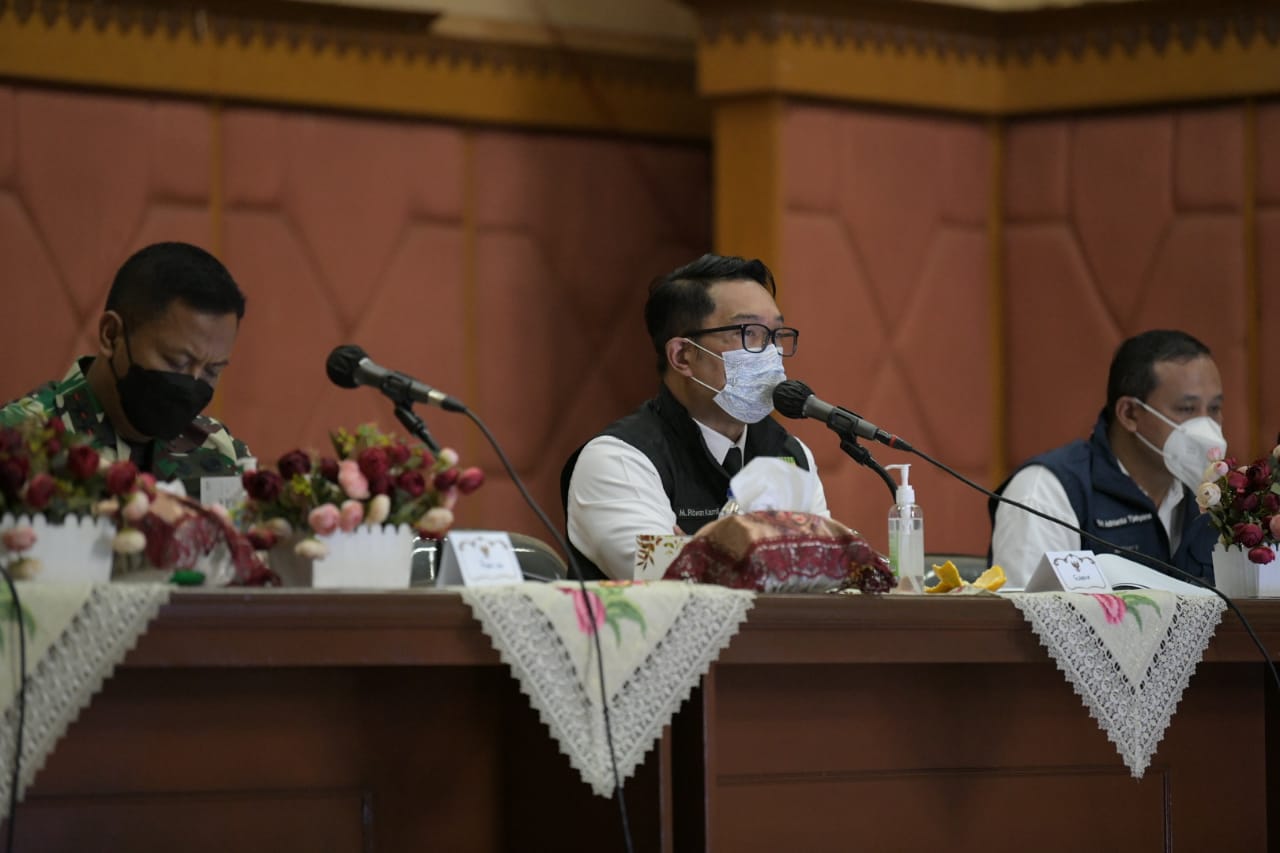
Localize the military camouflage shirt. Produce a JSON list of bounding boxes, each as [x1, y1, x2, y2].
[[0, 358, 252, 495]]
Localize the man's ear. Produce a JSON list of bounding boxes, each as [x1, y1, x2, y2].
[[97, 311, 123, 358], [1114, 396, 1141, 432], [665, 338, 694, 377]]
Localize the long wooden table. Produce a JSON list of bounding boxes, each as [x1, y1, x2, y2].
[[9, 591, 1280, 851]]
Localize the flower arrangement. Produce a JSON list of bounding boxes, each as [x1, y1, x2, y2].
[[0, 415, 158, 577], [238, 423, 484, 559], [1196, 437, 1280, 565]]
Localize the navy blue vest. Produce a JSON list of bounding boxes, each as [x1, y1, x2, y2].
[[561, 384, 809, 578], [989, 414, 1216, 583]]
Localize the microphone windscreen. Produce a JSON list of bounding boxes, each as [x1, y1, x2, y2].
[[326, 344, 367, 388], [772, 379, 812, 420]]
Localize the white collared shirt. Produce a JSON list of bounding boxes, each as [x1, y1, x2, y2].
[[567, 420, 829, 580], [992, 463, 1184, 589]]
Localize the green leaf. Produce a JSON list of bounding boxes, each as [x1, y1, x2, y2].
[[605, 597, 647, 637], [1116, 592, 1161, 631]]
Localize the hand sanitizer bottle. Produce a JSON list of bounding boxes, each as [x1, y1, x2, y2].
[[886, 464, 924, 594]]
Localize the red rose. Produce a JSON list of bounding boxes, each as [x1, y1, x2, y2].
[[105, 461, 139, 496], [1265, 494, 1280, 514], [1227, 470, 1249, 493], [247, 528, 278, 550], [1247, 461, 1272, 489], [368, 473, 393, 496], [0, 457, 29, 497], [396, 470, 426, 498], [242, 469, 284, 502], [48, 418, 65, 436], [1248, 545, 1276, 565], [417, 448, 436, 468], [357, 447, 390, 480], [0, 428, 21, 454], [388, 443, 411, 465], [66, 445, 100, 481], [457, 466, 485, 495], [44, 437, 62, 456], [433, 468, 459, 491], [318, 457, 340, 482], [1240, 493, 1262, 513], [277, 450, 312, 480], [24, 473, 56, 510], [1232, 522, 1265, 548]]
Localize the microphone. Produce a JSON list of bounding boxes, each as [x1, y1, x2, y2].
[[326, 345, 467, 413], [773, 379, 913, 452]]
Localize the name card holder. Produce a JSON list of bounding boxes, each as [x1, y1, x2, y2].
[[1025, 550, 1111, 593], [436, 530, 525, 587]]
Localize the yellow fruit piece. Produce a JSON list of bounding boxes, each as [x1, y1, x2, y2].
[[925, 560, 963, 594], [973, 565, 1006, 592]]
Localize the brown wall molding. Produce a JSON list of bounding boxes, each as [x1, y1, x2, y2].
[[691, 0, 1280, 114], [0, 0, 707, 139]]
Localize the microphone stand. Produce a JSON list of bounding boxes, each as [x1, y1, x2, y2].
[[839, 436, 897, 500], [393, 404, 441, 454]]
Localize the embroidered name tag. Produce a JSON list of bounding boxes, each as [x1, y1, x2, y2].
[[679, 508, 720, 519], [1095, 513, 1153, 528]]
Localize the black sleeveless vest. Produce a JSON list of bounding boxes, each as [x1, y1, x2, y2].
[[561, 385, 810, 578]]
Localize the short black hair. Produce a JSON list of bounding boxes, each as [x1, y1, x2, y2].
[[1104, 330, 1212, 425], [106, 242, 246, 330], [644, 253, 777, 374]]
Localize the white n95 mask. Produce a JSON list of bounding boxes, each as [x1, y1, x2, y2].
[[1133, 399, 1227, 491]]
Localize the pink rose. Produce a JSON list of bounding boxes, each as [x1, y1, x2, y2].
[[1232, 522, 1265, 548], [1247, 546, 1276, 565], [24, 473, 56, 510], [1209, 460, 1229, 479], [308, 503, 341, 537], [561, 587, 607, 635], [66, 445, 100, 481], [457, 466, 485, 496], [105, 461, 139, 496], [1, 525, 37, 552], [1089, 593, 1128, 625], [337, 460, 370, 500], [339, 499, 364, 532]]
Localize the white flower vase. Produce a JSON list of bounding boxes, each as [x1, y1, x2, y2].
[[0, 513, 114, 584], [271, 524, 415, 588], [1212, 543, 1280, 598]]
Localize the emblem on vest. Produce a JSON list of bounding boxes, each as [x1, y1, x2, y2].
[[1095, 512, 1153, 529]]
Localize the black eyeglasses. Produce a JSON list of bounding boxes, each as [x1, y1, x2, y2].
[[682, 323, 800, 357]]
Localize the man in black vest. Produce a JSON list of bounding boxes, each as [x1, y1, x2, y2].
[[990, 330, 1225, 587], [561, 254, 829, 579]]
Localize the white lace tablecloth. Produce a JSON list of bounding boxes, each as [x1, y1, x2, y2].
[[461, 580, 754, 797], [1008, 590, 1226, 777], [0, 582, 172, 818]]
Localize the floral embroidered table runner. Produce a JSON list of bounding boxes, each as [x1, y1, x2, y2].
[[461, 580, 754, 797], [0, 582, 171, 819], [1008, 590, 1226, 777]]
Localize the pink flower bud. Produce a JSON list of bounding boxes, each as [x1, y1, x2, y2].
[[308, 503, 341, 537], [1, 525, 37, 552], [457, 466, 485, 495], [337, 460, 370, 500], [339, 499, 364, 532]]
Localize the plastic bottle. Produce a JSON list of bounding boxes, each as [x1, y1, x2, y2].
[[886, 463, 924, 594]]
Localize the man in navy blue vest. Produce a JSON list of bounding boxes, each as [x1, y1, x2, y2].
[[561, 254, 829, 579], [990, 330, 1225, 588]]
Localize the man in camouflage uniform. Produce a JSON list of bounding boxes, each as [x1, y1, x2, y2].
[[1, 242, 252, 496]]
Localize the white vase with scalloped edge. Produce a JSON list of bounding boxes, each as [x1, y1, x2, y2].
[[0, 513, 115, 584], [1212, 543, 1280, 598], [270, 524, 415, 588]]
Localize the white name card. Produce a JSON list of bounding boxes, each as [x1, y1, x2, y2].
[[1025, 550, 1111, 593], [436, 530, 524, 587], [200, 476, 244, 509]]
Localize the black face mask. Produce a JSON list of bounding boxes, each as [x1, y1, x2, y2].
[[111, 327, 214, 441]]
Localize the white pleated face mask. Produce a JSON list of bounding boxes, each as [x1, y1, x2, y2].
[[686, 340, 786, 424], [1132, 399, 1227, 491]]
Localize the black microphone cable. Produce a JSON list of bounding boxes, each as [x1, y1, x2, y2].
[[453, 405, 635, 853], [905, 442, 1280, 693], [0, 564, 28, 853]]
